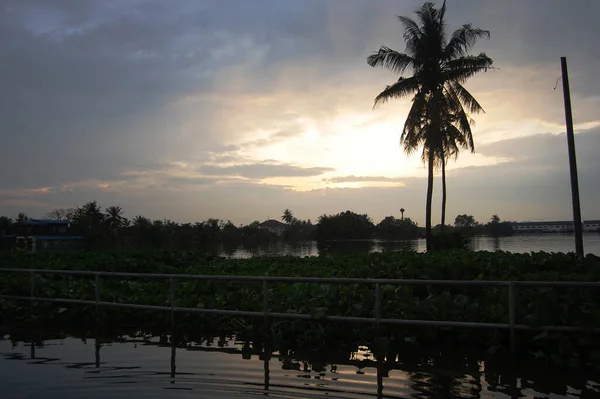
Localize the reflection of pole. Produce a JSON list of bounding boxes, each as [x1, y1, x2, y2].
[[261, 345, 271, 393], [95, 335, 101, 368], [30, 331, 36, 360], [170, 338, 177, 383], [560, 57, 584, 258], [376, 358, 383, 399]]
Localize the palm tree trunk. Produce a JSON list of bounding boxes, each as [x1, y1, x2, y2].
[[440, 158, 446, 234], [425, 150, 435, 252]]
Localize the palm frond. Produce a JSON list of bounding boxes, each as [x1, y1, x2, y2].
[[373, 76, 420, 108], [444, 24, 490, 60], [401, 92, 428, 155], [366, 46, 414, 74], [448, 81, 485, 114], [443, 53, 493, 82], [440, 89, 475, 151], [397, 15, 422, 57]]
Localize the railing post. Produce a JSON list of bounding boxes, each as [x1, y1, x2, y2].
[[94, 273, 100, 319], [169, 277, 176, 334], [29, 271, 35, 319], [375, 283, 382, 330], [508, 282, 516, 354], [262, 280, 269, 326]]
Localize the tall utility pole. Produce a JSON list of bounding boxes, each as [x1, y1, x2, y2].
[[560, 57, 584, 258]]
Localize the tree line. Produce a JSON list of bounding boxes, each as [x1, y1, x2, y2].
[[0, 202, 513, 251]]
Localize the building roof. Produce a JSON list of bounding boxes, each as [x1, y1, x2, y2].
[[512, 221, 574, 226], [19, 219, 70, 226], [260, 219, 287, 228]]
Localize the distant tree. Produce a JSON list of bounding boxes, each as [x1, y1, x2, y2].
[[400, 208, 405, 220], [284, 218, 315, 241], [105, 206, 127, 229], [77, 201, 105, 229], [485, 214, 513, 237], [0, 216, 13, 235], [132, 215, 152, 228], [45, 208, 68, 220], [316, 211, 374, 240], [16, 212, 29, 222], [454, 214, 476, 229], [282, 209, 295, 224], [377, 216, 419, 239]]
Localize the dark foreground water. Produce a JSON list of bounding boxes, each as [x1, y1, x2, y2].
[[220, 234, 600, 258], [1, 331, 599, 398]]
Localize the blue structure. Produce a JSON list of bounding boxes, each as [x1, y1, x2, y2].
[[14, 219, 84, 252]]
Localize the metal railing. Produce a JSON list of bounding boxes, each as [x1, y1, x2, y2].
[[1, 268, 600, 351]]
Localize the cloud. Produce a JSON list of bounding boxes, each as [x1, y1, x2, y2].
[[323, 175, 405, 184], [201, 163, 334, 179], [1, 0, 599, 225]]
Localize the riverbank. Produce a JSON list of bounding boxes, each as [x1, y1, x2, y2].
[[1, 250, 600, 369]]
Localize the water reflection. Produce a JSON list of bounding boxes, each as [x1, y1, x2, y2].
[[1, 328, 599, 398], [213, 234, 600, 258]]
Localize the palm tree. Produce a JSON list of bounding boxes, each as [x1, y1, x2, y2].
[[82, 201, 105, 230], [282, 209, 295, 224], [425, 111, 475, 233], [400, 208, 405, 220], [367, 1, 492, 251], [105, 206, 127, 229], [16, 212, 29, 223], [132, 215, 152, 228]]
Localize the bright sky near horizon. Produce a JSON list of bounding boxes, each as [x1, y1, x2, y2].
[[1, 0, 599, 225]]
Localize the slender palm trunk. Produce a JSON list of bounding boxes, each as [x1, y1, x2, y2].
[[440, 158, 446, 234], [425, 150, 435, 252]]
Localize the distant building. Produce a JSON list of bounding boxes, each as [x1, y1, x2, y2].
[[585, 220, 600, 232], [512, 220, 600, 234], [259, 220, 287, 236], [13, 219, 85, 253]]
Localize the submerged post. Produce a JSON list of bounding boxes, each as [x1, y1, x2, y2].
[[560, 57, 584, 258]]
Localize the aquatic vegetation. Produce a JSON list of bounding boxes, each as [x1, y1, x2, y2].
[[1, 250, 599, 369]]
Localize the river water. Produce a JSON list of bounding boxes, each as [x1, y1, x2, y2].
[[1, 331, 599, 398], [219, 234, 600, 258]]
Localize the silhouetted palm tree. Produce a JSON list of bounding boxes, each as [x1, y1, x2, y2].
[[424, 111, 474, 233], [282, 209, 295, 224], [105, 206, 127, 229], [400, 208, 405, 220], [82, 201, 105, 229], [367, 0, 492, 250], [132, 215, 151, 228]]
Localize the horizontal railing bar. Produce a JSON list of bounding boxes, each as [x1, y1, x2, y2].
[[3, 268, 600, 287], [513, 281, 600, 288], [0, 268, 510, 285], [2, 294, 599, 333]]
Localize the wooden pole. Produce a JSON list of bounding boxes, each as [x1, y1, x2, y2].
[[560, 57, 584, 258]]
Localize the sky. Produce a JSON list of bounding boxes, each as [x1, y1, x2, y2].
[[1, 0, 599, 226]]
